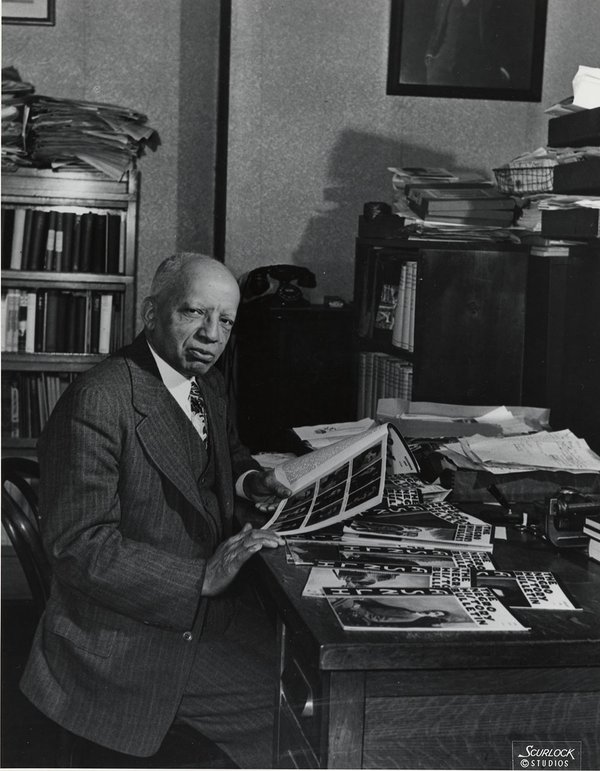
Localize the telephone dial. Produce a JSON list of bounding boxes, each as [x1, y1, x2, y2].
[[240, 264, 316, 307]]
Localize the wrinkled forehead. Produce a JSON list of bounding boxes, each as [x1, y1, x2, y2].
[[164, 264, 240, 310]]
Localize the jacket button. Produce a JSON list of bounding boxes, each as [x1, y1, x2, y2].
[[183, 631, 193, 642]]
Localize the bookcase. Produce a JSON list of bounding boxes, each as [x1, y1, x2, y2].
[[355, 233, 600, 452], [355, 236, 531, 415], [1, 167, 139, 457]]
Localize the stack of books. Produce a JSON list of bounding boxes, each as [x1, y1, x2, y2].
[[406, 186, 516, 227], [584, 515, 600, 563]]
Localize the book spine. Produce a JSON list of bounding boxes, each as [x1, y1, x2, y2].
[[61, 211, 74, 272], [54, 211, 64, 271], [10, 207, 27, 269], [34, 290, 47, 353], [17, 290, 28, 352], [25, 291, 37, 353], [43, 210, 57, 270], [79, 213, 95, 272], [98, 293, 114, 354], [2, 207, 15, 268], [29, 209, 50, 271]]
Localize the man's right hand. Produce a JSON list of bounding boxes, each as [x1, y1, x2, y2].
[[201, 522, 285, 596]]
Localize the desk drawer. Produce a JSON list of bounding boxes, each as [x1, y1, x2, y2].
[[279, 623, 324, 763]]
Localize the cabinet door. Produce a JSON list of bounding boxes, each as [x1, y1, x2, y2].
[[413, 249, 528, 405]]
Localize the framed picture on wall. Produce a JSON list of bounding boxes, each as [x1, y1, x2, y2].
[[2, 0, 55, 25], [387, 0, 547, 101]]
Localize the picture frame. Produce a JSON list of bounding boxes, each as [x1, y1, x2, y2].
[[2, 0, 55, 25], [387, 0, 547, 101]]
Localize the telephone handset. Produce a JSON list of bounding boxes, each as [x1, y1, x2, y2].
[[240, 264, 317, 306]]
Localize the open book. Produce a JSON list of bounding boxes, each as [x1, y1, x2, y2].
[[262, 423, 418, 536]]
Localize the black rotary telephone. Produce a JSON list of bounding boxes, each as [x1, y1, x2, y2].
[[240, 264, 317, 307]]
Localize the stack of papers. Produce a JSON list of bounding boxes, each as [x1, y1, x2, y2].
[[26, 95, 158, 179], [439, 429, 600, 475], [377, 399, 549, 439]]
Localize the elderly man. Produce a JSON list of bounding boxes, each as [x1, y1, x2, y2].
[[20, 253, 290, 768]]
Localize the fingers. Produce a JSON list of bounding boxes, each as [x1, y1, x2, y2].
[[202, 526, 284, 596]]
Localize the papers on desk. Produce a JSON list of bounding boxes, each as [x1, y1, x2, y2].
[[377, 399, 549, 439], [292, 418, 375, 449], [439, 429, 600, 475]]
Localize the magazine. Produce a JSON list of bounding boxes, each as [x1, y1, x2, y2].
[[343, 501, 494, 552], [262, 423, 418, 536], [474, 570, 581, 611], [323, 587, 529, 632], [302, 565, 472, 597], [285, 540, 496, 571]]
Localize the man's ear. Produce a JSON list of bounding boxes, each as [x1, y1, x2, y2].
[[141, 296, 156, 330]]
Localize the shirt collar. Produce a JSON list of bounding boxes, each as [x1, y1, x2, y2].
[[146, 338, 193, 416]]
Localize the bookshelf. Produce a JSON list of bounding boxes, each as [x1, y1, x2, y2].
[[354, 236, 531, 418], [1, 167, 139, 456]]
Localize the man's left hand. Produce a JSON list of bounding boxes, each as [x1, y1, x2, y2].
[[243, 469, 291, 513]]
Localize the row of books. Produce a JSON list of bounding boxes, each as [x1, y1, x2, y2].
[[1, 206, 125, 274], [375, 260, 417, 352], [2, 371, 75, 439], [2, 288, 123, 354], [357, 351, 412, 420]]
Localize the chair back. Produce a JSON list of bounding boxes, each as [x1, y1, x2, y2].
[[2, 457, 50, 617]]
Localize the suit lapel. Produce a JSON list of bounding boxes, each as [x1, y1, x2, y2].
[[126, 336, 206, 514]]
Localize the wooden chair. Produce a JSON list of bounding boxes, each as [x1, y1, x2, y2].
[[1, 457, 237, 769]]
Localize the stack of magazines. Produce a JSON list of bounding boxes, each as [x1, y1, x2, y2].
[[262, 422, 580, 632]]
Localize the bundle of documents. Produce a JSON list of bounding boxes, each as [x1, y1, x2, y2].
[[26, 95, 158, 179], [438, 429, 600, 475], [1, 67, 158, 179], [376, 399, 550, 439]]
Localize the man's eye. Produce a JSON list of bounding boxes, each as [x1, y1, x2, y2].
[[187, 308, 205, 317], [220, 318, 234, 329]]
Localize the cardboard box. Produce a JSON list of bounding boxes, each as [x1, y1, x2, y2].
[[541, 207, 600, 239], [548, 106, 600, 147], [553, 157, 600, 194]]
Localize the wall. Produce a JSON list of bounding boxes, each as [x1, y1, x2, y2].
[[2, 0, 220, 325], [226, 0, 600, 302]]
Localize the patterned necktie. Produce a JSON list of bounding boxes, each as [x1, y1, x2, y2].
[[189, 379, 209, 448]]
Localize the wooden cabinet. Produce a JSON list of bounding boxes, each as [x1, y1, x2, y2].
[[231, 303, 356, 452], [1, 168, 139, 456], [355, 237, 529, 412]]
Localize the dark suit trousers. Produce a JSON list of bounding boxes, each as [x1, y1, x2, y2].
[[176, 582, 278, 769]]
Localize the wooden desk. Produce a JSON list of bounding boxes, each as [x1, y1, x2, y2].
[[251, 508, 600, 769]]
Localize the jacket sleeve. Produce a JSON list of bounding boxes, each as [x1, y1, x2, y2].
[[38, 381, 207, 631]]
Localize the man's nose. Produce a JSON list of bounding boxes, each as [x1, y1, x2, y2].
[[197, 314, 219, 341]]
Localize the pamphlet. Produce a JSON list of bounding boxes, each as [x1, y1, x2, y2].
[[262, 423, 418, 536], [302, 565, 472, 597], [324, 587, 529, 632], [474, 570, 581, 611], [343, 500, 494, 552]]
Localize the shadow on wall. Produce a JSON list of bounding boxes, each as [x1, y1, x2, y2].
[[291, 128, 485, 301]]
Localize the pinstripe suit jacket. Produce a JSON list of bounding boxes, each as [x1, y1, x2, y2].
[[20, 333, 260, 756]]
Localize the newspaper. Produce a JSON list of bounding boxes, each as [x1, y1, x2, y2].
[[302, 565, 473, 597], [262, 423, 418, 536]]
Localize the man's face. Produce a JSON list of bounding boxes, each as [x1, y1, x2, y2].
[[145, 265, 239, 377]]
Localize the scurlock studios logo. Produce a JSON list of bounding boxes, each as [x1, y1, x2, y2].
[[512, 741, 582, 770]]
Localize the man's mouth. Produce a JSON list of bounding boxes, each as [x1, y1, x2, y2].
[[189, 349, 214, 363]]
